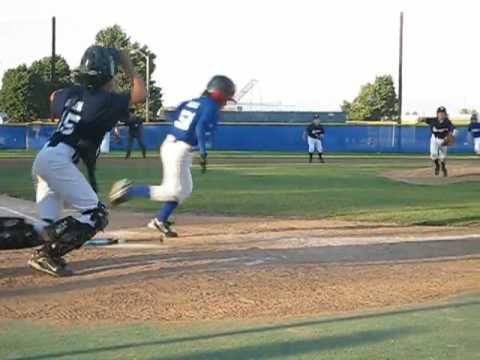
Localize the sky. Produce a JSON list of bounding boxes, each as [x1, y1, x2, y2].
[[0, 0, 478, 114]]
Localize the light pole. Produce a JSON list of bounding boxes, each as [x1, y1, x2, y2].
[[131, 49, 150, 122]]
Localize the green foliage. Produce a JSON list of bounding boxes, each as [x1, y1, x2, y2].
[[0, 24, 162, 122], [0, 57, 72, 121], [0, 65, 38, 121], [95, 25, 163, 119], [459, 108, 477, 115], [30, 56, 72, 118], [342, 75, 399, 121]]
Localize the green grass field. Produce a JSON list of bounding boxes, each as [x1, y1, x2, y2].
[[1, 150, 480, 359], [2, 150, 480, 225], [1, 293, 479, 360]]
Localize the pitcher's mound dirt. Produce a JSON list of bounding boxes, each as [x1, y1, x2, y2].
[[382, 164, 480, 185]]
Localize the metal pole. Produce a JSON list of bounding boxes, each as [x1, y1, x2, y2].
[[51, 16, 56, 83], [145, 54, 150, 122], [398, 11, 404, 123]]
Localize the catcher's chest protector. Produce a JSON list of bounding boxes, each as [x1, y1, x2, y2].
[[0, 217, 43, 250]]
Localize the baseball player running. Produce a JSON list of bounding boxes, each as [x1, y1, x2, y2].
[[29, 46, 146, 276], [109, 75, 235, 240], [468, 113, 480, 155], [304, 115, 325, 163], [418, 106, 457, 177]]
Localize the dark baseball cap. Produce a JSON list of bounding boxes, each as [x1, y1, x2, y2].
[[437, 106, 447, 113]]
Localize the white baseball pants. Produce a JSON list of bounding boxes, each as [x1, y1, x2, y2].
[[474, 138, 480, 155], [308, 136, 323, 153], [430, 135, 447, 161], [149, 135, 193, 204], [32, 143, 99, 226]]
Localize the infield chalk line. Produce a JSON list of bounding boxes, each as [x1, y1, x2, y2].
[[0, 206, 40, 223]]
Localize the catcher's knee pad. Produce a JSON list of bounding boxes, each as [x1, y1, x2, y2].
[[0, 217, 43, 250], [81, 202, 109, 232], [41, 216, 99, 258]]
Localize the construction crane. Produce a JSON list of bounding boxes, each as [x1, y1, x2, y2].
[[233, 79, 259, 103]]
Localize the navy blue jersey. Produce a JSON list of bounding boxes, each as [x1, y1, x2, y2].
[[169, 96, 220, 155], [425, 117, 455, 139], [306, 124, 325, 139], [468, 123, 480, 138], [49, 86, 130, 150], [124, 116, 144, 136]]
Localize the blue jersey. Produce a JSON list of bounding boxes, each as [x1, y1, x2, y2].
[[169, 96, 220, 156], [468, 123, 480, 138]]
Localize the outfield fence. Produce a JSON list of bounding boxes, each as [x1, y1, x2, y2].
[[0, 123, 475, 154]]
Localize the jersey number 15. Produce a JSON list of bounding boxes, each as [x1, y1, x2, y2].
[[57, 100, 84, 135]]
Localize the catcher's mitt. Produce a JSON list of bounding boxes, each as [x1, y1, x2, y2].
[[443, 133, 456, 146], [0, 217, 43, 250]]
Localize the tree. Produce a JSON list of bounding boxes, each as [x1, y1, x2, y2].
[[342, 75, 399, 121], [0, 65, 38, 122], [30, 56, 72, 118], [95, 25, 163, 119], [459, 108, 477, 115]]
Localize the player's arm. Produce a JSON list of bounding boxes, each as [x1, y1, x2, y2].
[[49, 89, 65, 120], [195, 108, 218, 173], [448, 120, 458, 137], [118, 51, 147, 106]]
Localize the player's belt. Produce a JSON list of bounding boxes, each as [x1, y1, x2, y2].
[[165, 134, 192, 149]]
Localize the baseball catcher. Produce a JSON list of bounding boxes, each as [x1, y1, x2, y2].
[[25, 45, 146, 276]]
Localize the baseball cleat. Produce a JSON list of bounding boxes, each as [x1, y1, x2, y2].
[[147, 218, 178, 239], [28, 252, 73, 277], [109, 179, 132, 207], [442, 167, 448, 177]]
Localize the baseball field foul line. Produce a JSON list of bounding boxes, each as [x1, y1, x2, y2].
[[0, 206, 39, 223]]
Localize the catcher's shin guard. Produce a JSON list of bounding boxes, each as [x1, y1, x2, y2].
[[39, 203, 108, 258], [0, 217, 43, 250]]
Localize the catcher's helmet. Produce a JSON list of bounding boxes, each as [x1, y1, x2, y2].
[[206, 75, 236, 105], [77, 46, 119, 90]]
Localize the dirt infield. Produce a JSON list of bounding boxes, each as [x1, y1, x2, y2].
[[1, 195, 480, 324], [382, 163, 480, 185]]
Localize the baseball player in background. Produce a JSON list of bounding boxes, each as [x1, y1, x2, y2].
[[468, 113, 480, 155], [109, 75, 235, 239], [115, 108, 147, 159], [304, 115, 325, 163], [418, 106, 457, 177], [29, 46, 146, 276]]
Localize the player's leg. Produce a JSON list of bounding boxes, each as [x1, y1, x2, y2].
[[439, 145, 448, 177], [29, 145, 107, 276], [125, 135, 133, 159], [148, 142, 193, 238], [32, 151, 64, 235], [474, 138, 480, 155], [137, 134, 147, 159], [430, 136, 440, 176], [110, 137, 190, 206], [307, 137, 315, 163], [316, 140, 325, 163]]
